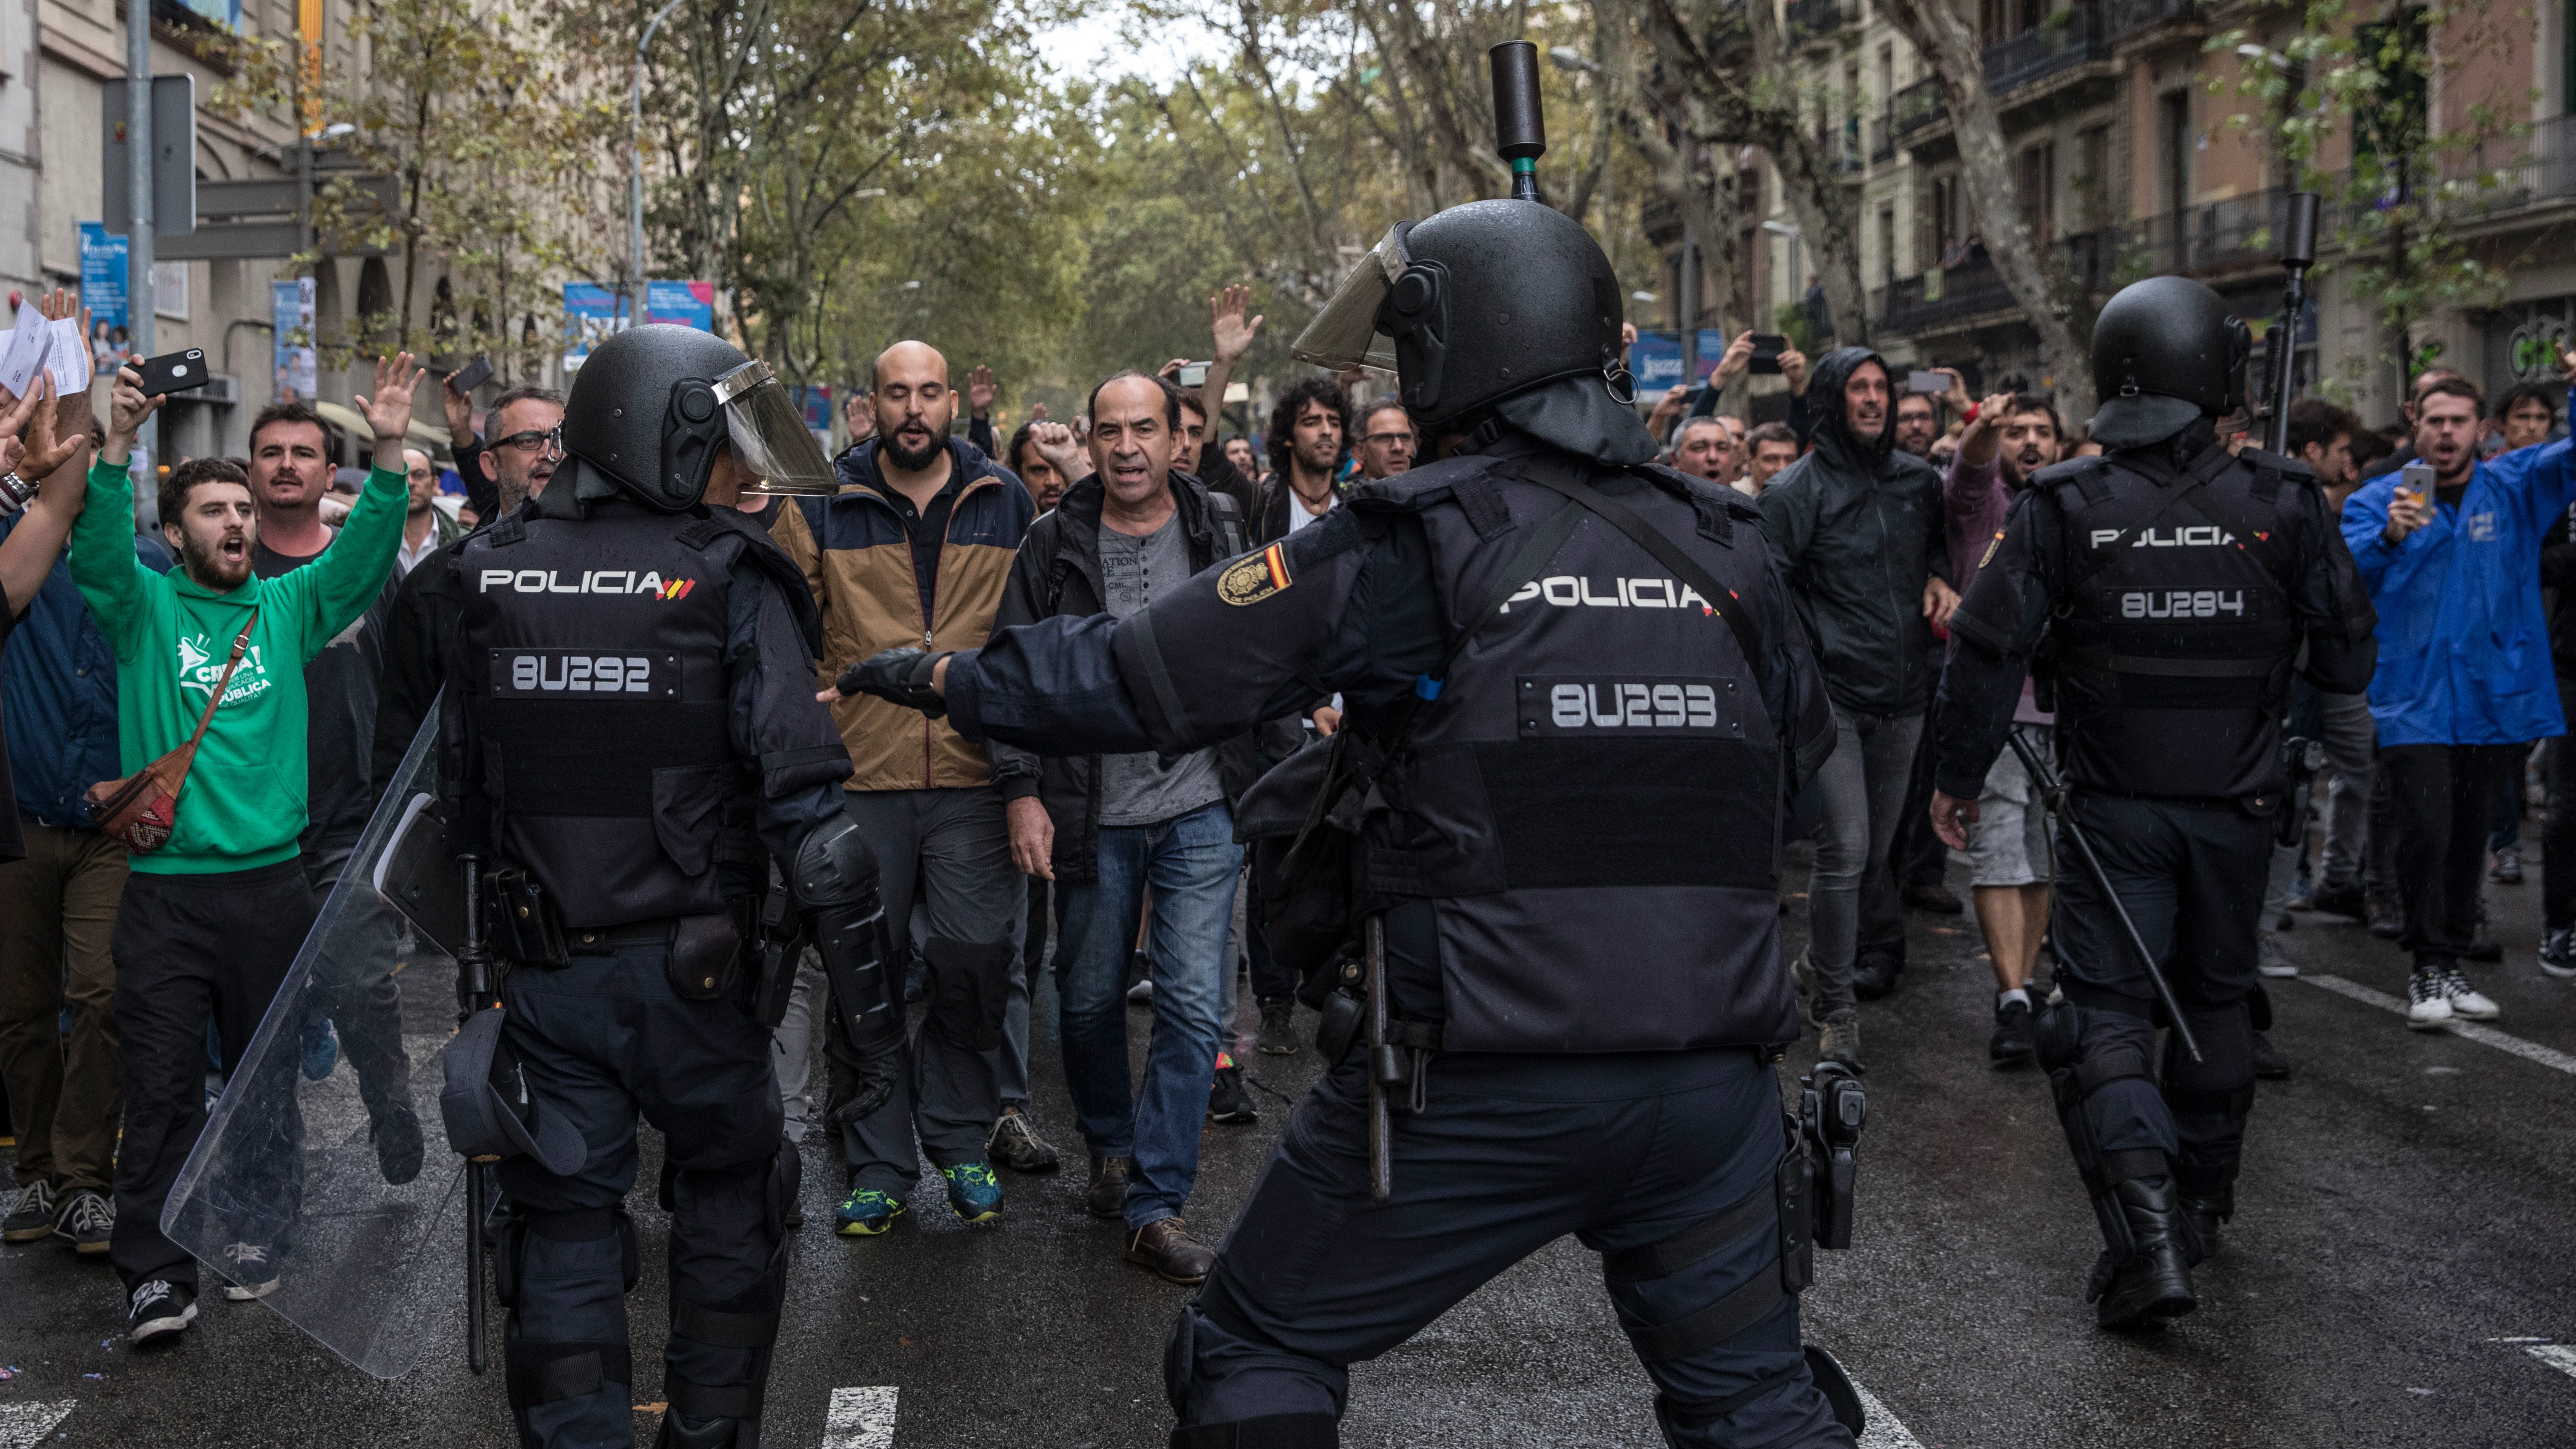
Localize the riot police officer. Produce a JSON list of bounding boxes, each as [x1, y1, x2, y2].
[[1928, 276, 2377, 1328], [443, 325, 903, 1448], [835, 200, 1860, 1447]]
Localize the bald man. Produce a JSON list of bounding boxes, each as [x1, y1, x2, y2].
[[768, 339, 1061, 1236]]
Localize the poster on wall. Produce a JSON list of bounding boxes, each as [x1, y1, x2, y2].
[[79, 223, 129, 338], [562, 283, 623, 372], [273, 277, 316, 400], [644, 280, 716, 331]]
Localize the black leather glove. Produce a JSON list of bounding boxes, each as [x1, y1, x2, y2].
[[835, 647, 951, 718], [825, 1039, 905, 1128]]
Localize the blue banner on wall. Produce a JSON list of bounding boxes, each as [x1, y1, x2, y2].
[[79, 223, 128, 334]]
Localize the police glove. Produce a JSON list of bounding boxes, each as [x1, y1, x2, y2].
[[825, 1039, 904, 1127], [836, 648, 950, 719]]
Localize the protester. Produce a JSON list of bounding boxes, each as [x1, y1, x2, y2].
[[1256, 376, 1350, 541], [993, 375, 1249, 1284], [2341, 376, 2568, 1028], [0, 357, 121, 1257], [1223, 434, 1259, 484], [1668, 415, 1738, 486], [2489, 382, 2557, 457], [2275, 401, 2379, 936], [1760, 348, 1958, 1068], [1742, 420, 1800, 496], [1940, 390, 2063, 1064], [1177, 287, 1270, 521], [394, 445, 462, 576], [1893, 388, 1942, 459], [1008, 420, 1070, 513], [1889, 366, 1975, 918], [1352, 399, 1417, 480], [77, 357, 417, 1344], [768, 339, 1055, 1234], [2542, 467, 2576, 979]]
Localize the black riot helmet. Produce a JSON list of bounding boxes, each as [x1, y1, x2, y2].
[[1291, 200, 1656, 463], [2087, 275, 2254, 448], [560, 324, 838, 511]]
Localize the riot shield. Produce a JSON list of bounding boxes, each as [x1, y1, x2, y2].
[[163, 706, 469, 1379]]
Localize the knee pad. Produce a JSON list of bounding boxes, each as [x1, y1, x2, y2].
[[923, 936, 1012, 1052], [503, 1319, 633, 1412]]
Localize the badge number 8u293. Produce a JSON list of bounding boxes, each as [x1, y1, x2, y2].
[[1219, 542, 1294, 606]]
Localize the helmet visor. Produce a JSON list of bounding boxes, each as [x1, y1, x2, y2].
[[714, 360, 839, 497], [1290, 225, 1408, 374]]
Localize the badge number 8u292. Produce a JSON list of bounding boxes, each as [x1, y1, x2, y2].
[[1218, 542, 1295, 606]]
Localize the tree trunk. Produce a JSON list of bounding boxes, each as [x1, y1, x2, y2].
[[1741, 0, 1870, 348], [1874, 0, 2095, 417]]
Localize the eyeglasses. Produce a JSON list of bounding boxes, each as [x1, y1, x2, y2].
[[492, 427, 563, 459], [1363, 432, 1415, 446]]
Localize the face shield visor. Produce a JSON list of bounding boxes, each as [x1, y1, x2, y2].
[[713, 359, 839, 496], [1290, 224, 1412, 374]]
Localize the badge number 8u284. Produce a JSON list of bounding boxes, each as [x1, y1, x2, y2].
[[1219, 542, 1294, 606]]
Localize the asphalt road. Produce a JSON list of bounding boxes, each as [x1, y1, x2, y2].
[[4, 838, 2575, 1448]]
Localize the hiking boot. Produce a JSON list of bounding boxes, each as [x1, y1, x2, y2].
[[987, 1106, 1061, 1173], [836, 1184, 904, 1236], [1255, 996, 1299, 1055], [4, 1180, 57, 1244], [1125, 1217, 1216, 1285], [1086, 1156, 1130, 1218], [1818, 1012, 1863, 1070], [940, 1161, 1003, 1223]]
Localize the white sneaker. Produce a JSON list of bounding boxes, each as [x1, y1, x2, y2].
[[1126, 978, 1154, 1005], [2441, 970, 2501, 1021], [2406, 969, 2454, 1030], [220, 1241, 276, 1300], [2256, 934, 2298, 979]]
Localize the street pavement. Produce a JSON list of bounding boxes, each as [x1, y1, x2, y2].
[[4, 838, 2576, 1448]]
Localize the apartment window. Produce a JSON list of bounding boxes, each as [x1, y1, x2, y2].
[[1878, 43, 1894, 105], [2075, 124, 2111, 231], [1878, 205, 1898, 284], [2159, 90, 2192, 212], [2019, 142, 2056, 244]]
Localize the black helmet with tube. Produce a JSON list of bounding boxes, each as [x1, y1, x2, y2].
[[559, 323, 838, 511], [2087, 275, 2253, 448]]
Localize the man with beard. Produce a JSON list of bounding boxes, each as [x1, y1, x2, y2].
[[768, 339, 1060, 1230], [1255, 378, 1349, 543], [1942, 392, 2063, 1065], [1759, 349, 1959, 1068], [74, 357, 417, 1344]]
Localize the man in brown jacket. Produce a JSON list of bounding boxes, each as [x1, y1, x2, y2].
[[769, 340, 1050, 1237]]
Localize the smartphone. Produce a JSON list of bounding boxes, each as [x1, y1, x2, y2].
[[2397, 460, 2435, 507], [1177, 361, 1210, 387], [447, 353, 495, 395], [135, 348, 211, 395], [1908, 369, 1948, 394], [1747, 333, 1787, 376]]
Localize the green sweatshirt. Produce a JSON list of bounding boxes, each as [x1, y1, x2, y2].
[[71, 455, 408, 875]]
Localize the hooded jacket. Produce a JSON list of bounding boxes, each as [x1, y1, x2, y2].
[[1755, 346, 1953, 718]]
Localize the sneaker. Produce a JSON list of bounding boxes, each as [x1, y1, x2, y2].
[[2365, 889, 2405, 941], [52, 1187, 113, 1255], [987, 1106, 1062, 1173], [2491, 846, 2524, 884], [219, 1242, 276, 1299], [1989, 997, 2036, 1068], [127, 1279, 196, 1345], [1126, 977, 1154, 1005], [1818, 1012, 1863, 1070], [2441, 970, 2501, 1021], [1851, 949, 1903, 1002], [1125, 1217, 1217, 1285], [1086, 1155, 1130, 1218], [1255, 996, 1299, 1055], [2540, 927, 2576, 980], [939, 1161, 1003, 1224], [1208, 1062, 1259, 1124], [4, 1179, 58, 1244], [372, 1102, 424, 1186], [1903, 882, 1965, 915], [2256, 934, 2298, 979], [2406, 967, 2454, 1030], [299, 1018, 339, 1082], [835, 1184, 904, 1236], [2251, 1031, 2293, 1080], [2308, 881, 2366, 921]]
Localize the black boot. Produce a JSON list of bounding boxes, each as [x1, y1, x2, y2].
[[2089, 1177, 2198, 1329], [2171, 1156, 2237, 1265]]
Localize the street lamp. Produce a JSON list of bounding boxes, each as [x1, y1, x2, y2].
[[631, 0, 688, 325], [1548, 46, 1707, 390]]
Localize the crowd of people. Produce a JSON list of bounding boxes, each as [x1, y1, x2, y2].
[[1, 268, 2573, 1356]]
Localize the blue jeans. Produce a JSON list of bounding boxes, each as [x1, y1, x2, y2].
[[1056, 800, 1242, 1230]]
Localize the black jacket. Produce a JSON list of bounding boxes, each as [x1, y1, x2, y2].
[[1756, 346, 1952, 717], [987, 472, 1260, 881], [2544, 502, 2576, 680]]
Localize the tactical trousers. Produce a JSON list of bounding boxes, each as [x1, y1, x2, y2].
[[0, 823, 128, 1196], [1168, 1049, 1852, 1449], [108, 859, 316, 1294], [498, 945, 791, 1449]]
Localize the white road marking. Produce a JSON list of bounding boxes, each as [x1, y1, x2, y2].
[[0, 1401, 75, 1449], [2299, 975, 2576, 1077], [1851, 1378, 1924, 1449], [820, 1386, 898, 1449], [2527, 1344, 2576, 1381]]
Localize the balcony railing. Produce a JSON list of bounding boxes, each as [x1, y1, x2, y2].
[[1785, 0, 1850, 39], [2126, 186, 2322, 276], [1890, 77, 1945, 137], [1983, 6, 2111, 95], [2100, 0, 2199, 43], [1874, 234, 2119, 335], [2462, 113, 2576, 212]]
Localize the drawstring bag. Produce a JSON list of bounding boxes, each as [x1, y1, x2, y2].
[[85, 610, 259, 853]]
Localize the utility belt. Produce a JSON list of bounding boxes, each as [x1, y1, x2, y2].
[[480, 863, 779, 1010], [1312, 949, 1443, 1115]]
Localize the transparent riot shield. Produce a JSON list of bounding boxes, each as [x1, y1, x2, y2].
[[163, 708, 468, 1379]]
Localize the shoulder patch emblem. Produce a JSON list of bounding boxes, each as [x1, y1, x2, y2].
[[1218, 542, 1294, 606]]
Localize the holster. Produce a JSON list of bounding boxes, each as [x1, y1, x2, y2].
[[667, 912, 745, 1001], [486, 868, 570, 967], [749, 880, 805, 1028]]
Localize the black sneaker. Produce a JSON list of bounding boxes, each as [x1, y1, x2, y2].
[[1851, 949, 1903, 1002], [53, 1187, 113, 1255], [4, 1180, 58, 1243], [1989, 998, 2037, 1068], [2308, 881, 2366, 920], [127, 1279, 197, 1345], [1255, 996, 1299, 1055], [219, 1242, 278, 1300], [1207, 1064, 1259, 1124], [372, 1102, 424, 1186], [2540, 927, 2576, 980]]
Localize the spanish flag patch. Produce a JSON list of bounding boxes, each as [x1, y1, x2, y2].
[[1218, 542, 1294, 606]]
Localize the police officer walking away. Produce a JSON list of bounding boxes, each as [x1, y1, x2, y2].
[[1929, 277, 2377, 1328], [443, 325, 903, 1448], [833, 179, 1862, 1444]]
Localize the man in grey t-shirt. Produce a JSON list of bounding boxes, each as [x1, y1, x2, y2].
[[1097, 517, 1227, 826]]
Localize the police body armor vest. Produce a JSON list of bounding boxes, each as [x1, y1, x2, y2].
[[1351, 451, 1799, 1054], [2041, 447, 2304, 801], [455, 501, 754, 928]]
